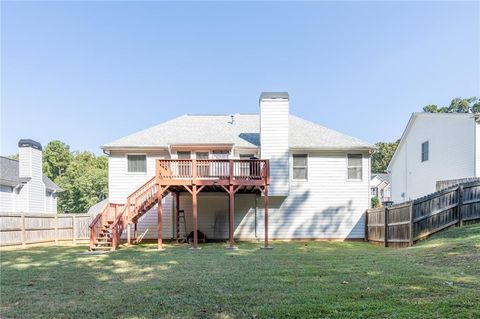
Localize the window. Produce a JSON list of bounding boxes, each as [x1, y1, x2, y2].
[[212, 150, 229, 159], [127, 155, 147, 173], [421, 141, 429, 162], [347, 154, 363, 181], [196, 152, 209, 176], [195, 152, 209, 160], [177, 151, 191, 159], [371, 188, 377, 196], [292, 154, 308, 180], [239, 154, 255, 159]]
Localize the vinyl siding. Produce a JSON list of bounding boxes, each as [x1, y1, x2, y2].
[[135, 151, 369, 240], [26, 179, 46, 213], [476, 121, 480, 177], [109, 150, 173, 239], [0, 185, 14, 212], [110, 149, 370, 240], [256, 151, 370, 239], [260, 99, 290, 196], [390, 115, 475, 202]]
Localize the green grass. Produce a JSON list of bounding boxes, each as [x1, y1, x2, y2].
[[1, 224, 479, 319]]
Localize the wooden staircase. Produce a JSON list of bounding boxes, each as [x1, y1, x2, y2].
[[89, 177, 165, 251]]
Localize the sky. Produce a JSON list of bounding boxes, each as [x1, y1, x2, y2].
[[1, 1, 479, 156]]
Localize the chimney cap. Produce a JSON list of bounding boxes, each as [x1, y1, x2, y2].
[[260, 92, 289, 100], [18, 139, 42, 151]]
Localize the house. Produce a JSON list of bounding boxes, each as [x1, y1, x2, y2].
[[370, 173, 391, 203], [0, 140, 63, 213], [94, 92, 375, 250], [387, 112, 479, 203]]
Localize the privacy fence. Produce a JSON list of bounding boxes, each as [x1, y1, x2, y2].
[[366, 181, 480, 247], [0, 213, 93, 248]]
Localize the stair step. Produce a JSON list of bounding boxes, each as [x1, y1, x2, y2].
[[95, 241, 112, 246], [91, 246, 112, 251]]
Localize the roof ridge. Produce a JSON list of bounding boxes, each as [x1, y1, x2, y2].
[[0, 156, 19, 162]]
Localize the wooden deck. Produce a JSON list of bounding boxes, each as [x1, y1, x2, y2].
[[90, 159, 271, 251]]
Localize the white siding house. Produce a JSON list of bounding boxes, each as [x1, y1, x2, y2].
[[0, 140, 62, 213], [388, 113, 479, 202], [101, 92, 374, 240]]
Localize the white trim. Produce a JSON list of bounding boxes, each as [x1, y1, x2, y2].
[[291, 153, 308, 182], [346, 153, 363, 182], [421, 140, 429, 163], [125, 153, 148, 174]]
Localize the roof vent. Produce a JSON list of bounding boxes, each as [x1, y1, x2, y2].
[[228, 114, 235, 125]]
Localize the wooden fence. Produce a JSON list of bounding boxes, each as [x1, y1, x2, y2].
[[366, 181, 480, 247], [0, 213, 93, 248]]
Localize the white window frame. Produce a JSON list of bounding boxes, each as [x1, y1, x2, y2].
[[125, 153, 148, 174], [421, 141, 429, 162], [292, 153, 308, 181], [346, 153, 363, 182], [195, 151, 210, 159]]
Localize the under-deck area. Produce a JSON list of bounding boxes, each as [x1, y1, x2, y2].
[[154, 159, 271, 250]]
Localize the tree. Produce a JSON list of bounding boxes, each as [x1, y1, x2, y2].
[[371, 196, 381, 208], [55, 151, 108, 213], [8, 154, 19, 160], [43, 140, 72, 181], [422, 97, 480, 113], [371, 140, 399, 173]]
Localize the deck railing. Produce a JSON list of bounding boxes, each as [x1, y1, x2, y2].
[[157, 159, 269, 182]]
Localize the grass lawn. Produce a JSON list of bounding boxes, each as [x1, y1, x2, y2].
[[1, 224, 479, 319]]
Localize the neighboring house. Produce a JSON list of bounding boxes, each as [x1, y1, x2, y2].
[[388, 112, 479, 203], [0, 140, 63, 213], [370, 173, 391, 203], [101, 92, 375, 241]]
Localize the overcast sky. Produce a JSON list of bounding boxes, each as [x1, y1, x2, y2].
[[1, 1, 479, 155]]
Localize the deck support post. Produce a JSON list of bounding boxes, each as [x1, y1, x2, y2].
[[157, 185, 164, 251], [126, 199, 131, 246], [175, 192, 180, 240], [191, 184, 199, 250], [261, 185, 272, 249], [134, 222, 138, 243], [126, 223, 131, 246], [227, 184, 237, 249]]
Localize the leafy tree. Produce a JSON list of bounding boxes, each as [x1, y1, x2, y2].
[[43, 140, 72, 181], [371, 140, 399, 173], [422, 96, 480, 113], [55, 151, 108, 213], [8, 154, 19, 160]]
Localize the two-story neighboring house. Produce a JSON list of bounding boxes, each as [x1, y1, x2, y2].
[[370, 173, 391, 203], [0, 140, 63, 213], [388, 112, 479, 203], [94, 92, 374, 250]]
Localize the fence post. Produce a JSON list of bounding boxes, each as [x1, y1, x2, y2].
[[409, 202, 414, 247], [54, 214, 58, 244], [384, 207, 389, 247], [457, 185, 464, 227], [72, 215, 76, 245], [364, 210, 369, 241], [21, 213, 26, 248]]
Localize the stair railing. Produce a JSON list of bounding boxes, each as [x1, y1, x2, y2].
[[89, 202, 110, 250]]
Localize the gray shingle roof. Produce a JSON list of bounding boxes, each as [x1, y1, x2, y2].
[[0, 156, 63, 191], [102, 114, 374, 150], [373, 173, 391, 184]]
